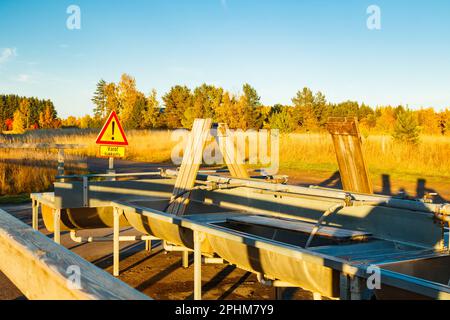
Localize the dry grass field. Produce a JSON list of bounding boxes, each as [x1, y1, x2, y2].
[[280, 133, 450, 183], [0, 129, 449, 198]]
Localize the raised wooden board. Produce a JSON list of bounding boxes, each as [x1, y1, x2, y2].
[[228, 215, 371, 241], [0, 209, 149, 300], [214, 123, 250, 179], [167, 118, 213, 216], [326, 117, 373, 194]]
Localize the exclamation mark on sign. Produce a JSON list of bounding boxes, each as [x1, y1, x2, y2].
[[111, 121, 115, 140]]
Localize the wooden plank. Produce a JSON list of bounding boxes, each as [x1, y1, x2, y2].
[[167, 118, 213, 216], [0, 209, 150, 300], [326, 117, 373, 194], [228, 215, 371, 241], [214, 123, 250, 179]]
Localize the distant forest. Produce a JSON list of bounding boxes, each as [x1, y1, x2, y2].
[[0, 94, 59, 132], [74, 74, 450, 143], [2, 73, 450, 143]]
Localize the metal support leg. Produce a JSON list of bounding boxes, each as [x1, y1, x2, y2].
[[57, 149, 65, 181], [145, 239, 152, 253], [32, 200, 39, 230], [193, 230, 204, 300], [113, 208, 121, 277], [339, 273, 350, 300], [182, 251, 189, 268], [107, 157, 116, 181], [350, 276, 364, 300], [275, 287, 283, 300], [53, 209, 61, 244]]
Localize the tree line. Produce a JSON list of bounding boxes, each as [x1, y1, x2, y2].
[[72, 73, 450, 143], [0, 94, 59, 133], [3, 73, 449, 144]]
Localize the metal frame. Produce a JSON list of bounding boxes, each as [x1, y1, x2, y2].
[[30, 167, 450, 300], [109, 198, 450, 300]]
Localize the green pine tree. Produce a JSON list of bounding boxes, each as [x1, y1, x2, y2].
[[92, 79, 107, 118], [393, 110, 420, 145]]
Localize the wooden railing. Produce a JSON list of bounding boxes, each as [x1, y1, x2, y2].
[[0, 208, 150, 300]]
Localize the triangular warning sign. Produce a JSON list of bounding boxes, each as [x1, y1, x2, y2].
[[96, 111, 128, 146]]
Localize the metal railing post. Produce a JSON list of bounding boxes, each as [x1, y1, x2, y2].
[[113, 207, 122, 276], [182, 251, 189, 268], [193, 230, 205, 300], [53, 209, 61, 244], [57, 149, 65, 180], [31, 199, 39, 230]]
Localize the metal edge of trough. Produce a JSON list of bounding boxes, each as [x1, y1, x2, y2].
[[112, 200, 450, 300]]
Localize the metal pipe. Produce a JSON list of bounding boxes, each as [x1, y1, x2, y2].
[[162, 241, 192, 252], [163, 182, 245, 212], [256, 273, 274, 286], [56, 171, 162, 180], [202, 257, 225, 264], [256, 273, 297, 288], [305, 202, 346, 248], [70, 230, 110, 243], [163, 170, 450, 216]]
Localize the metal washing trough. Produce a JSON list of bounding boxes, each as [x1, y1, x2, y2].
[[31, 170, 450, 300]]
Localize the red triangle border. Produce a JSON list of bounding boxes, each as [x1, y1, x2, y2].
[[95, 111, 129, 146]]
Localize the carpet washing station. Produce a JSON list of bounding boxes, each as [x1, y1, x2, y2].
[[30, 119, 450, 300]]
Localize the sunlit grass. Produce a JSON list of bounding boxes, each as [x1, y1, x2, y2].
[[0, 129, 448, 195], [280, 134, 450, 182]]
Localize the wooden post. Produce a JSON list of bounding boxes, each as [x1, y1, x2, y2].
[[326, 117, 373, 194], [167, 119, 213, 216], [215, 123, 250, 179]]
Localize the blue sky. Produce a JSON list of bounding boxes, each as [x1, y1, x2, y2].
[[1, 0, 450, 117]]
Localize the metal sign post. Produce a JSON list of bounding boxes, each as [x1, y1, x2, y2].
[[95, 111, 128, 181], [108, 156, 115, 181]]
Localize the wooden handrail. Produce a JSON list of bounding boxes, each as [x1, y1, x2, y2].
[[0, 209, 150, 300]]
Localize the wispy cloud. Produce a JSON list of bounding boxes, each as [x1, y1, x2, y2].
[[15, 74, 31, 83], [0, 48, 17, 64]]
